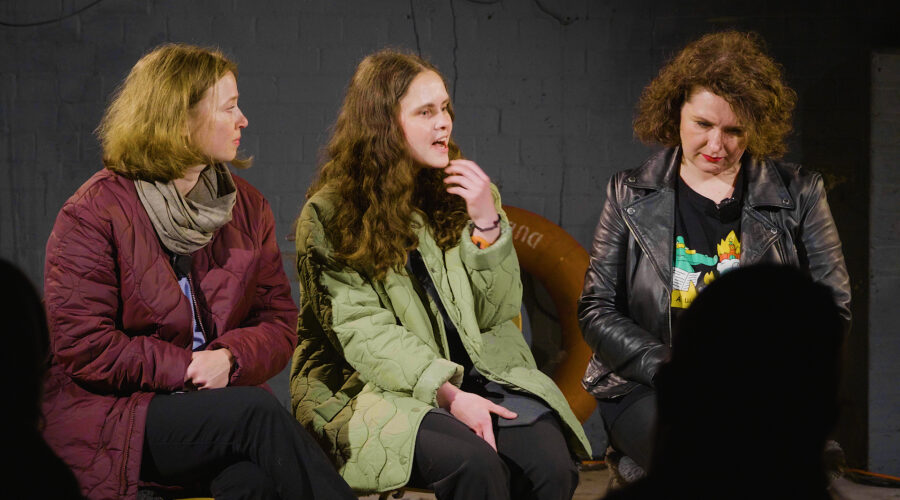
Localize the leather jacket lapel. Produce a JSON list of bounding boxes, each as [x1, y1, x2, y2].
[[622, 148, 680, 287], [624, 188, 675, 287], [740, 208, 782, 265], [741, 158, 794, 265]]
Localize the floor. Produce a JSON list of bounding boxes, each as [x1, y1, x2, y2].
[[358, 465, 900, 500]]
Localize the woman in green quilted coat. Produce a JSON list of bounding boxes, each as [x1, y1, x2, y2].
[[291, 49, 590, 499]]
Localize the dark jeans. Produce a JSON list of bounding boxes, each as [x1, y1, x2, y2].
[[408, 410, 578, 500], [596, 384, 657, 470], [140, 386, 355, 500]]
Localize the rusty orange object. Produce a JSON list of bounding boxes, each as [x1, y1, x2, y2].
[[503, 205, 596, 423]]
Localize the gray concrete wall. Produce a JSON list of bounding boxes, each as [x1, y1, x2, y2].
[[869, 51, 900, 476], [1, 0, 896, 468]]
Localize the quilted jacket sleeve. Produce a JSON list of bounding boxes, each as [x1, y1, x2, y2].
[[578, 174, 669, 387], [207, 198, 298, 386], [796, 173, 852, 332], [458, 185, 523, 331], [297, 203, 463, 406], [44, 193, 191, 393]]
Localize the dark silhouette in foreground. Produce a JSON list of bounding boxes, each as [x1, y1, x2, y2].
[[603, 264, 844, 500], [1, 258, 83, 499]]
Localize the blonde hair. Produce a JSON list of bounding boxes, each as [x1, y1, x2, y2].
[[97, 43, 250, 182]]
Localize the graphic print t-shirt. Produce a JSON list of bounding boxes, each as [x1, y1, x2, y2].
[[671, 169, 744, 320]]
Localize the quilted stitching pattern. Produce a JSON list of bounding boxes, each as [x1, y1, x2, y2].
[[41, 169, 298, 499], [291, 186, 590, 494]]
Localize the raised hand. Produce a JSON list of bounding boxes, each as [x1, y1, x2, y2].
[[443, 159, 500, 242]]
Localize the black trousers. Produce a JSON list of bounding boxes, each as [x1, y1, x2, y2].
[[140, 386, 355, 500], [408, 410, 579, 500], [596, 384, 657, 470]]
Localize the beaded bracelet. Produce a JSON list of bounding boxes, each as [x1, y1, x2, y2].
[[471, 215, 501, 232]]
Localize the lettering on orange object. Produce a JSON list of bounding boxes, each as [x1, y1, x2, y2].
[[508, 221, 545, 249]]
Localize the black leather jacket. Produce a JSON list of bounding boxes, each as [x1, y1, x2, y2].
[[580, 147, 851, 399]]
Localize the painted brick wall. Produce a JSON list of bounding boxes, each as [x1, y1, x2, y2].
[[1, 0, 896, 466], [869, 51, 900, 476]]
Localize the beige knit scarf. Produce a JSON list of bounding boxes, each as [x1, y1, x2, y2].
[[134, 164, 237, 255]]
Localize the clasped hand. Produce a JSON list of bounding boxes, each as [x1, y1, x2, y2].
[[184, 348, 233, 390]]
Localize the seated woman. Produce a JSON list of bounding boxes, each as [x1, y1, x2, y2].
[[579, 31, 852, 473], [41, 43, 355, 500], [291, 49, 591, 500]]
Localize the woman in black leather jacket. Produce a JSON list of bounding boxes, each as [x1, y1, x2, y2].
[[578, 31, 851, 473]]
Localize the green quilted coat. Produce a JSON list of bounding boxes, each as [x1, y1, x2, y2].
[[290, 185, 591, 493]]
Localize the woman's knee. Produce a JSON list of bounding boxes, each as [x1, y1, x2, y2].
[[210, 461, 278, 500], [228, 386, 285, 418], [461, 443, 509, 482], [531, 454, 578, 489]]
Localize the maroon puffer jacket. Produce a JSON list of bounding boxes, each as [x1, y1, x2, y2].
[[41, 168, 298, 499]]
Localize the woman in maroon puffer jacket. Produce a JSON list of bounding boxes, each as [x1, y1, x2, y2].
[[41, 44, 355, 500]]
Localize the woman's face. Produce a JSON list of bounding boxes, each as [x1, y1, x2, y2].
[[679, 88, 748, 176], [398, 70, 452, 169], [190, 71, 248, 163]]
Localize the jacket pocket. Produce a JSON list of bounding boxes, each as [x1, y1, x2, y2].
[[582, 354, 638, 400]]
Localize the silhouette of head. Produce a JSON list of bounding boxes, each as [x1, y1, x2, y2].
[[653, 264, 843, 484]]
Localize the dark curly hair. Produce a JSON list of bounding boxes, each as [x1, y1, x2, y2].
[[307, 49, 468, 280], [634, 31, 797, 159]]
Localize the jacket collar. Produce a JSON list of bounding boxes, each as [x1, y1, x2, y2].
[[624, 147, 794, 211]]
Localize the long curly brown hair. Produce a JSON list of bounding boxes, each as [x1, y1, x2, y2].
[[307, 49, 468, 280], [634, 31, 797, 159]]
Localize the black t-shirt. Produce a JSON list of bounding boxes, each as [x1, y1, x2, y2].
[[670, 169, 744, 323]]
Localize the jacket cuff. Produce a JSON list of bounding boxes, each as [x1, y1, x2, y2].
[[459, 218, 513, 271], [413, 358, 464, 405]]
